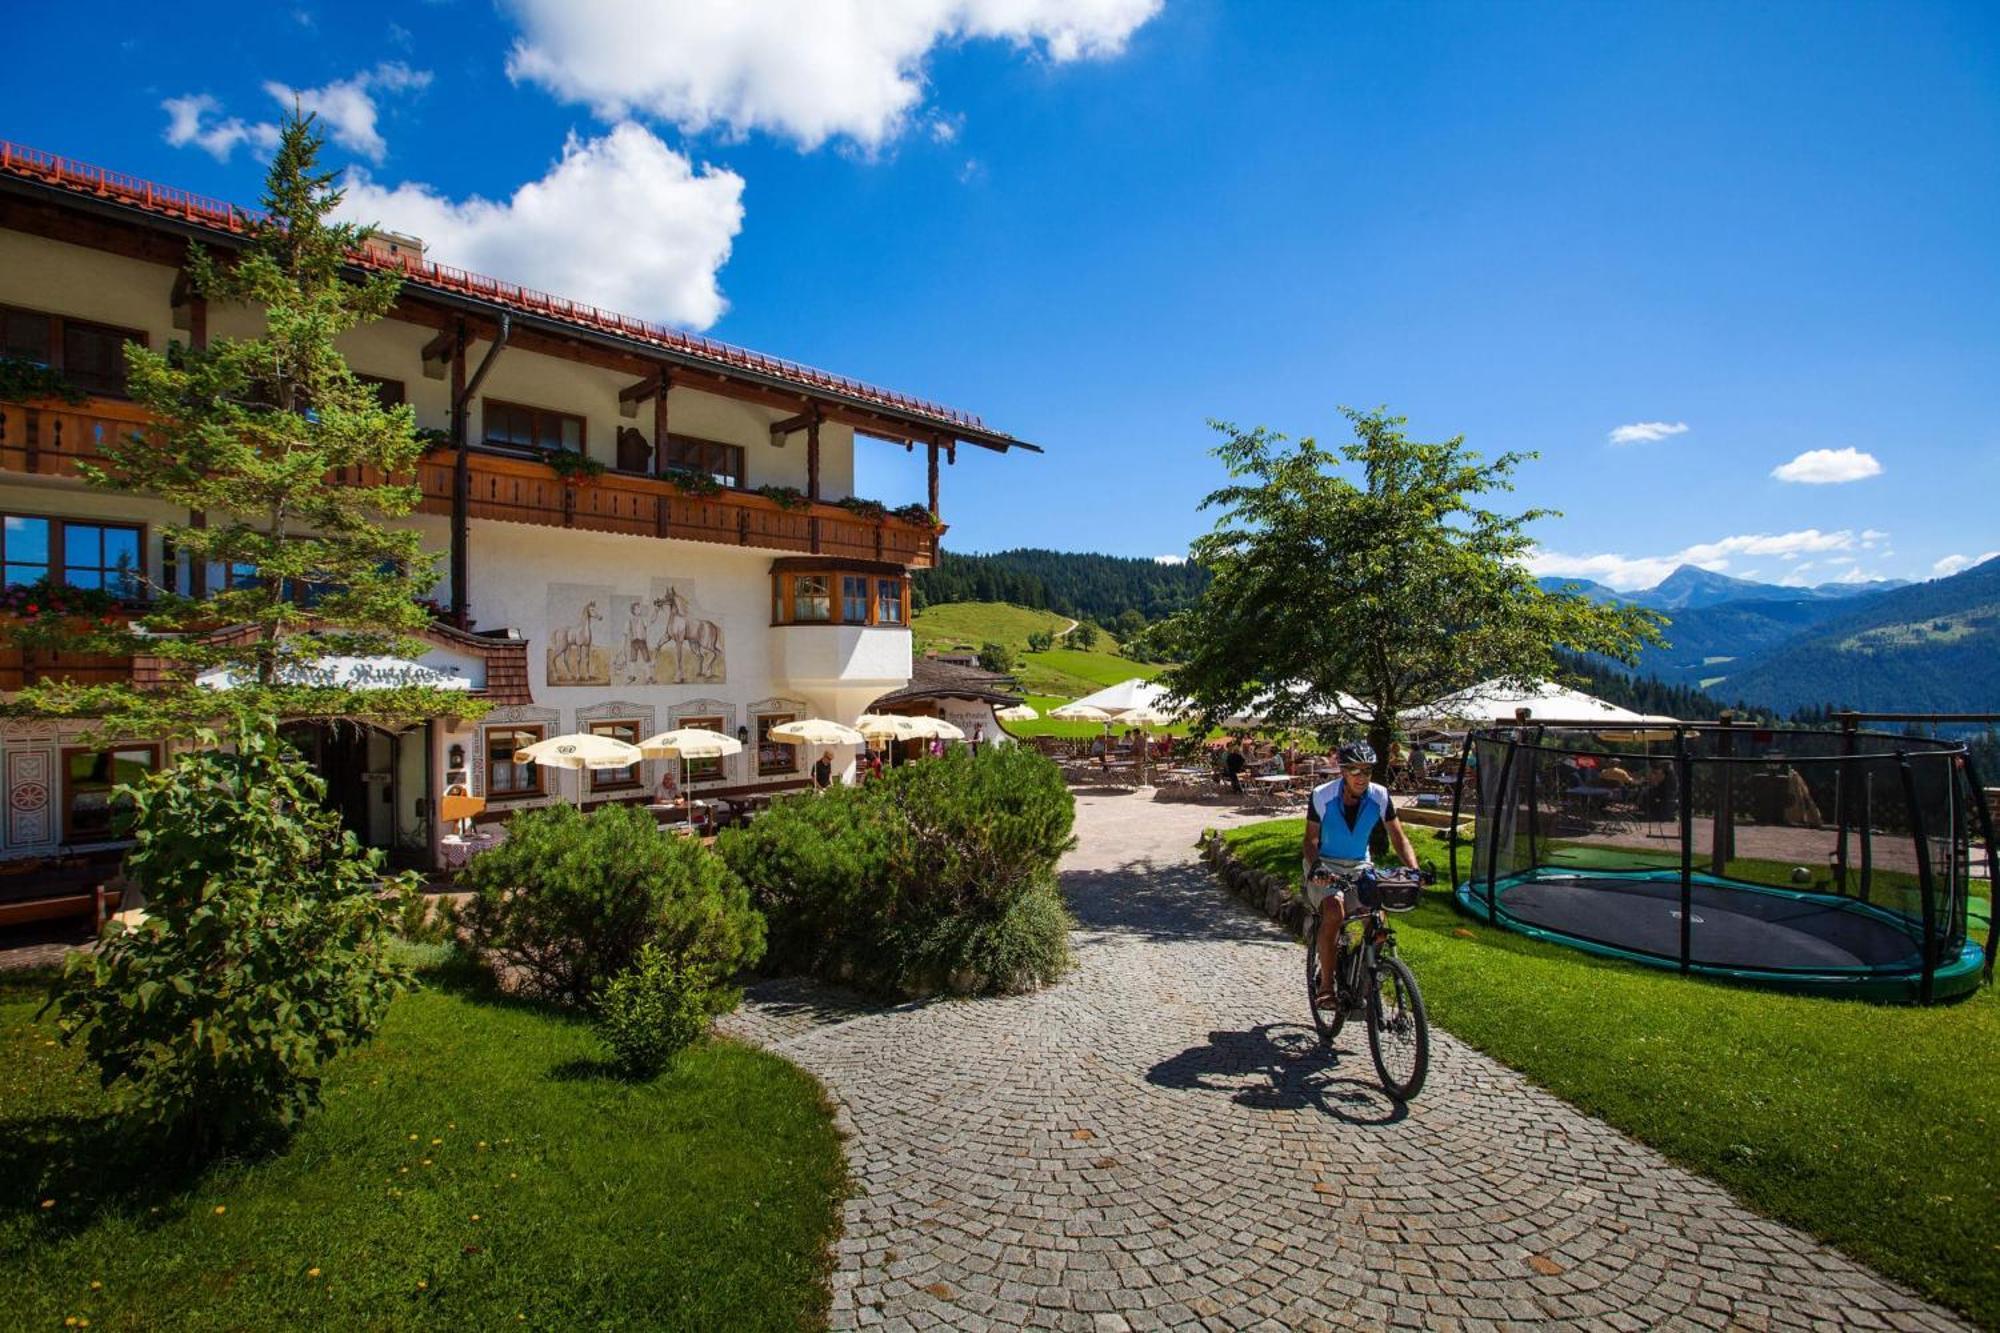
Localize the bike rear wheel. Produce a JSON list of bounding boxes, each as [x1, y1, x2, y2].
[[1305, 920, 1343, 1043], [1366, 956, 1429, 1100]]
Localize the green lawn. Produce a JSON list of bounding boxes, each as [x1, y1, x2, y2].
[[911, 601, 1082, 657], [0, 954, 845, 1331], [1223, 818, 2000, 1328]]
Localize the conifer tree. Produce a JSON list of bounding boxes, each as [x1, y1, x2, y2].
[[10, 111, 477, 735]]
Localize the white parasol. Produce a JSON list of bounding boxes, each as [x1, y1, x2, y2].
[[636, 727, 744, 826], [513, 732, 644, 806]]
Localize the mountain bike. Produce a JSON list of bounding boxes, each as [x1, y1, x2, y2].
[[1303, 864, 1433, 1101]]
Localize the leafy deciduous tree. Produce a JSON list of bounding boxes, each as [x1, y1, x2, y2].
[[49, 720, 410, 1149], [1159, 408, 1662, 762]]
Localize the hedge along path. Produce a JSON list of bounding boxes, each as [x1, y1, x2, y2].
[[723, 790, 1966, 1332]]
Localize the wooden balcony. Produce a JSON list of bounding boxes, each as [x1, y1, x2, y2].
[[0, 610, 141, 691], [0, 398, 944, 567], [0, 395, 151, 479], [415, 450, 944, 567]]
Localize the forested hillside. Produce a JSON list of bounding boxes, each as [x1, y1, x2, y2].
[[1716, 557, 2000, 714], [914, 549, 1209, 624]]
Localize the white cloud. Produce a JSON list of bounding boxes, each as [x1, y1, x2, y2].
[[1528, 528, 1875, 591], [1771, 446, 1882, 484], [1607, 420, 1689, 446], [339, 123, 745, 330], [165, 63, 431, 164], [264, 62, 433, 163], [502, 0, 1163, 151], [1933, 551, 2000, 577], [1153, 554, 1185, 565], [162, 93, 283, 161]]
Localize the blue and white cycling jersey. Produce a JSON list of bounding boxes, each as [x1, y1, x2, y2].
[[1309, 779, 1396, 863]]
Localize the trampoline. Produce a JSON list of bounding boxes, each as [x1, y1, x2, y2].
[[1450, 722, 1994, 1003]]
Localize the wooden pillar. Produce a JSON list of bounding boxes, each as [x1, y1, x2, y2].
[[927, 438, 941, 519], [651, 368, 672, 476], [806, 407, 822, 501], [449, 322, 470, 628]]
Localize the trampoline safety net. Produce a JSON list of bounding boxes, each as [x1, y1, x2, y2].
[[1456, 723, 1989, 1003]]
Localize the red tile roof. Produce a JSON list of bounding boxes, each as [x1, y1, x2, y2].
[[0, 139, 1014, 446]]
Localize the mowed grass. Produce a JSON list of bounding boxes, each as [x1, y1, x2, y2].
[[1224, 818, 2000, 1327], [0, 955, 846, 1332], [910, 601, 1083, 656]]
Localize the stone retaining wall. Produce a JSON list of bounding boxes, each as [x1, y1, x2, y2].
[[1196, 829, 1308, 936]]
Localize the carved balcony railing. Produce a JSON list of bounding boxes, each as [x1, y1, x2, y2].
[[0, 399, 945, 568]]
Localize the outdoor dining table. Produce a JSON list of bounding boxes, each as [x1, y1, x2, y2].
[[439, 828, 505, 870]]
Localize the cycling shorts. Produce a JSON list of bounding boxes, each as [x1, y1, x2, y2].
[[1304, 858, 1372, 914]]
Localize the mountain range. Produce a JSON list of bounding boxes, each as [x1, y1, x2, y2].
[[1541, 560, 2000, 716], [917, 547, 1999, 718], [1536, 564, 1906, 612]]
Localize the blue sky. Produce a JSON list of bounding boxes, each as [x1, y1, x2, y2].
[[5, 1, 1996, 587]]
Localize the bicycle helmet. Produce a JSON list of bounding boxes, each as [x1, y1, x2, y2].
[[1337, 741, 1377, 767]]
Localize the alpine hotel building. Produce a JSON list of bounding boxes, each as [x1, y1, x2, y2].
[[0, 140, 1036, 876]]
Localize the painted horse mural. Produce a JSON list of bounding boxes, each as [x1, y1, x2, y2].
[[653, 586, 724, 683]]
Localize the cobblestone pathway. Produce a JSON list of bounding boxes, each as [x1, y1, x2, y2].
[[726, 790, 1965, 1332]]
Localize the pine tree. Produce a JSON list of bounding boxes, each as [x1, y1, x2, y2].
[[10, 112, 479, 736]]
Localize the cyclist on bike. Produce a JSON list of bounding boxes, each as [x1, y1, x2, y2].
[[1303, 741, 1421, 1006]]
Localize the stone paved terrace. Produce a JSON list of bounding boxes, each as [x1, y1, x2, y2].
[[721, 789, 1968, 1332]]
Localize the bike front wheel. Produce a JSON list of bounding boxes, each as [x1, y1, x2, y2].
[[1366, 956, 1429, 1100]]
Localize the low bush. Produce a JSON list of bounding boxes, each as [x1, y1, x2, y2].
[[594, 942, 712, 1078], [48, 717, 407, 1150], [457, 802, 764, 1007], [721, 745, 1075, 996]]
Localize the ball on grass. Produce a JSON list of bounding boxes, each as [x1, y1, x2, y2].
[[1790, 866, 1812, 885]]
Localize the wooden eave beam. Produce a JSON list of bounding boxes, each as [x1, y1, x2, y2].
[[769, 408, 819, 437], [618, 372, 665, 406]]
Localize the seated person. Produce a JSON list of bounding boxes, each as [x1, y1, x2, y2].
[[1599, 761, 1636, 787], [1223, 740, 1247, 793], [1638, 764, 1678, 818]]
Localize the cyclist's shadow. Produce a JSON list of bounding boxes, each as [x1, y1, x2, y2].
[[1145, 1023, 1408, 1126]]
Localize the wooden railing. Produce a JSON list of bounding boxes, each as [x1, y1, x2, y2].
[[0, 397, 153, 478], [0, 609, 143, 691], [414, 449, 942, 566], [0, 399, 944, 567]]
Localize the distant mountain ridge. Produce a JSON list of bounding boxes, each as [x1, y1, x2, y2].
[[1713, 556, 2000, 715], [1537, 563, 1907, 611]]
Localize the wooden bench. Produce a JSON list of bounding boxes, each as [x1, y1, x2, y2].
[[0, 860, 120, 932]]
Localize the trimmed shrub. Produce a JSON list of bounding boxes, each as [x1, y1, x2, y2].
[[49, 718, 407, 1150], [458, 802, 764, 1008], [594, 942, 711, 1078], [721, 745, 1075, 996]]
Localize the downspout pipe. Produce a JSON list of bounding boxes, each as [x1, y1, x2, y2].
[[449, 315, 510, 627]]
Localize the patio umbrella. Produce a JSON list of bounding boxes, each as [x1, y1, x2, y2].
[[769, 718, 867, 788], [1049, 701, 1120, 768], [768, 718, 867, 747], [855, 712, 927, 740], [635, 727, 744, 826], [995, 703, 1038, 721], [1400, 678, 1676, 729], [513, 732, 644, 807], [900, 716, 966, 744]]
